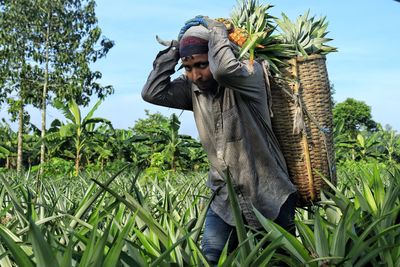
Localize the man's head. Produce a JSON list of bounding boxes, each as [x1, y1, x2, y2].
[[179, 26, 217, 91]]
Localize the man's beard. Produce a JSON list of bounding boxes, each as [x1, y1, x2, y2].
[[195, 78, 218, 92]]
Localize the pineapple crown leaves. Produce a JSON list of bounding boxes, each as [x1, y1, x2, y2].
[[238, 31, 266, 59], [231, 0, 256, 27], [230, 0, 275, 61], [227, 1, 289, 75], [275, 10, 338, 57], [231, 0, 275, 33]]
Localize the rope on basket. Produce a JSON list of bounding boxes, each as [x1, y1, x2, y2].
[[290, 58, 315, 201]]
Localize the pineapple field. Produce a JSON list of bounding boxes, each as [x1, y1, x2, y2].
[[0, 149, 399, 266], [1, 0, 399, 266]]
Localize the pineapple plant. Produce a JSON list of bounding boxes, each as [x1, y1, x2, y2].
[[275, 10, 338, 57], [216, 0, 293, 75], [230, 0, 271, 70], [214, 3, 337, 75]]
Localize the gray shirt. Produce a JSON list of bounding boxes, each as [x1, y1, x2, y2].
[[142, 25, 297, 227]]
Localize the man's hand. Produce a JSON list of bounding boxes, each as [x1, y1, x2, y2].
[[177, 15, 224, 40], [178, 15, 207, 40]]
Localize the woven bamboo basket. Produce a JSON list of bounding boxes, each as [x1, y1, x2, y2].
[[270, 54, 336, 205]]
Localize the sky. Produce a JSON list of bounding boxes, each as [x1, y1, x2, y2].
[[1, 0, 400, 138]]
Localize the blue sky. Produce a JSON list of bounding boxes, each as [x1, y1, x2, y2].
[[2, 0, 400, 137]]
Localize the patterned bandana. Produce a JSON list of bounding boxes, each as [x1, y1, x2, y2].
[[179, 25, 209, 58], [179, 36, 209, 57]]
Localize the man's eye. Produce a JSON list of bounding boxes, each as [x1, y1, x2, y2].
[[184, 66, 192, 72], [198, 62, 209, 69]]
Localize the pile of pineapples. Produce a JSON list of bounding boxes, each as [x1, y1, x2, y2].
[[216, 0, 337, 75]]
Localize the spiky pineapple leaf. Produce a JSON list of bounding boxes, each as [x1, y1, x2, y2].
[[275, 10, 337, 57]]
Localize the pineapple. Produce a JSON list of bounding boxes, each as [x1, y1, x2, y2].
[[215, 18, 234, 32], [215, 18, 249, 47], [229, 0, 273, 70], [228, 27, 249, 47], [275, 10, 337, 57]]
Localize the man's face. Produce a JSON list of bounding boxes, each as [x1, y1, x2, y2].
[[182, 54, 218, 91]]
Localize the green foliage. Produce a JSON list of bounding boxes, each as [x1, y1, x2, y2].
[[333, 98, 378, 137], [332, 98, 400, 166], [0, 169, 213, 266], [0, 0, 115, 106], [54, 99, 113, 176], [0, 0, 115, 171], [379, 125, 400, 164], [0, 161, 398, 266], [334, 120, 400, 165], [132, 110, 208, 177], [31, 157, 74, 177], [0, 0, 42, 106], [0, 120, 17, 168], [0, 108, 208, 179]]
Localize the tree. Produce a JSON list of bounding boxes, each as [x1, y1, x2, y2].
[[0, 0, 42, 173], [31, 0, 114, 170], [333, 98, 378, 137], [0, 0, 114, 173]]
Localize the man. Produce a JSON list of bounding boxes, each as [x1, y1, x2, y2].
[[142, 16, 297, 264]]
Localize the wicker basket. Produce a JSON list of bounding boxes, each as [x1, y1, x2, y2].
[[270, 54, 336, 205]]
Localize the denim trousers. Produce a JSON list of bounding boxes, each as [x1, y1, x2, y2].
[[201, 193, 297, 264]]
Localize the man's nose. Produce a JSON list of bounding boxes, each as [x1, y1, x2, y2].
[[192, 69, 202, 81]]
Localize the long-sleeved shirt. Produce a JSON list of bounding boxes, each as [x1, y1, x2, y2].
[[142, 25, 297, 228]]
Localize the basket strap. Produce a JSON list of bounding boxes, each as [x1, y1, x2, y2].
[[260, 60, 274, 118]]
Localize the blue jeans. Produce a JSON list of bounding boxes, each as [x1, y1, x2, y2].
[[201, 193, 297, 264], [201, 208, 238, 264]]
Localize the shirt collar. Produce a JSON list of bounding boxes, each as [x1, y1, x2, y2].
[[193, 84, 223, 96]]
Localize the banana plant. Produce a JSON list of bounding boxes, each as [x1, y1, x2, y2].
[[89, 124, 116, 170], [378, 127, 400, 165], [0, 120, 17, 169], [53, 99, 113, 176]]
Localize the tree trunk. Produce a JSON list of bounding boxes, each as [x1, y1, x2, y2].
[[40, 11, 51, 174], [17, 102, 24, 175], [171, 153, 176, 172], [74, 133, 81, 176], [40, 75, 48, 172], [74, 150, 80, 177]]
